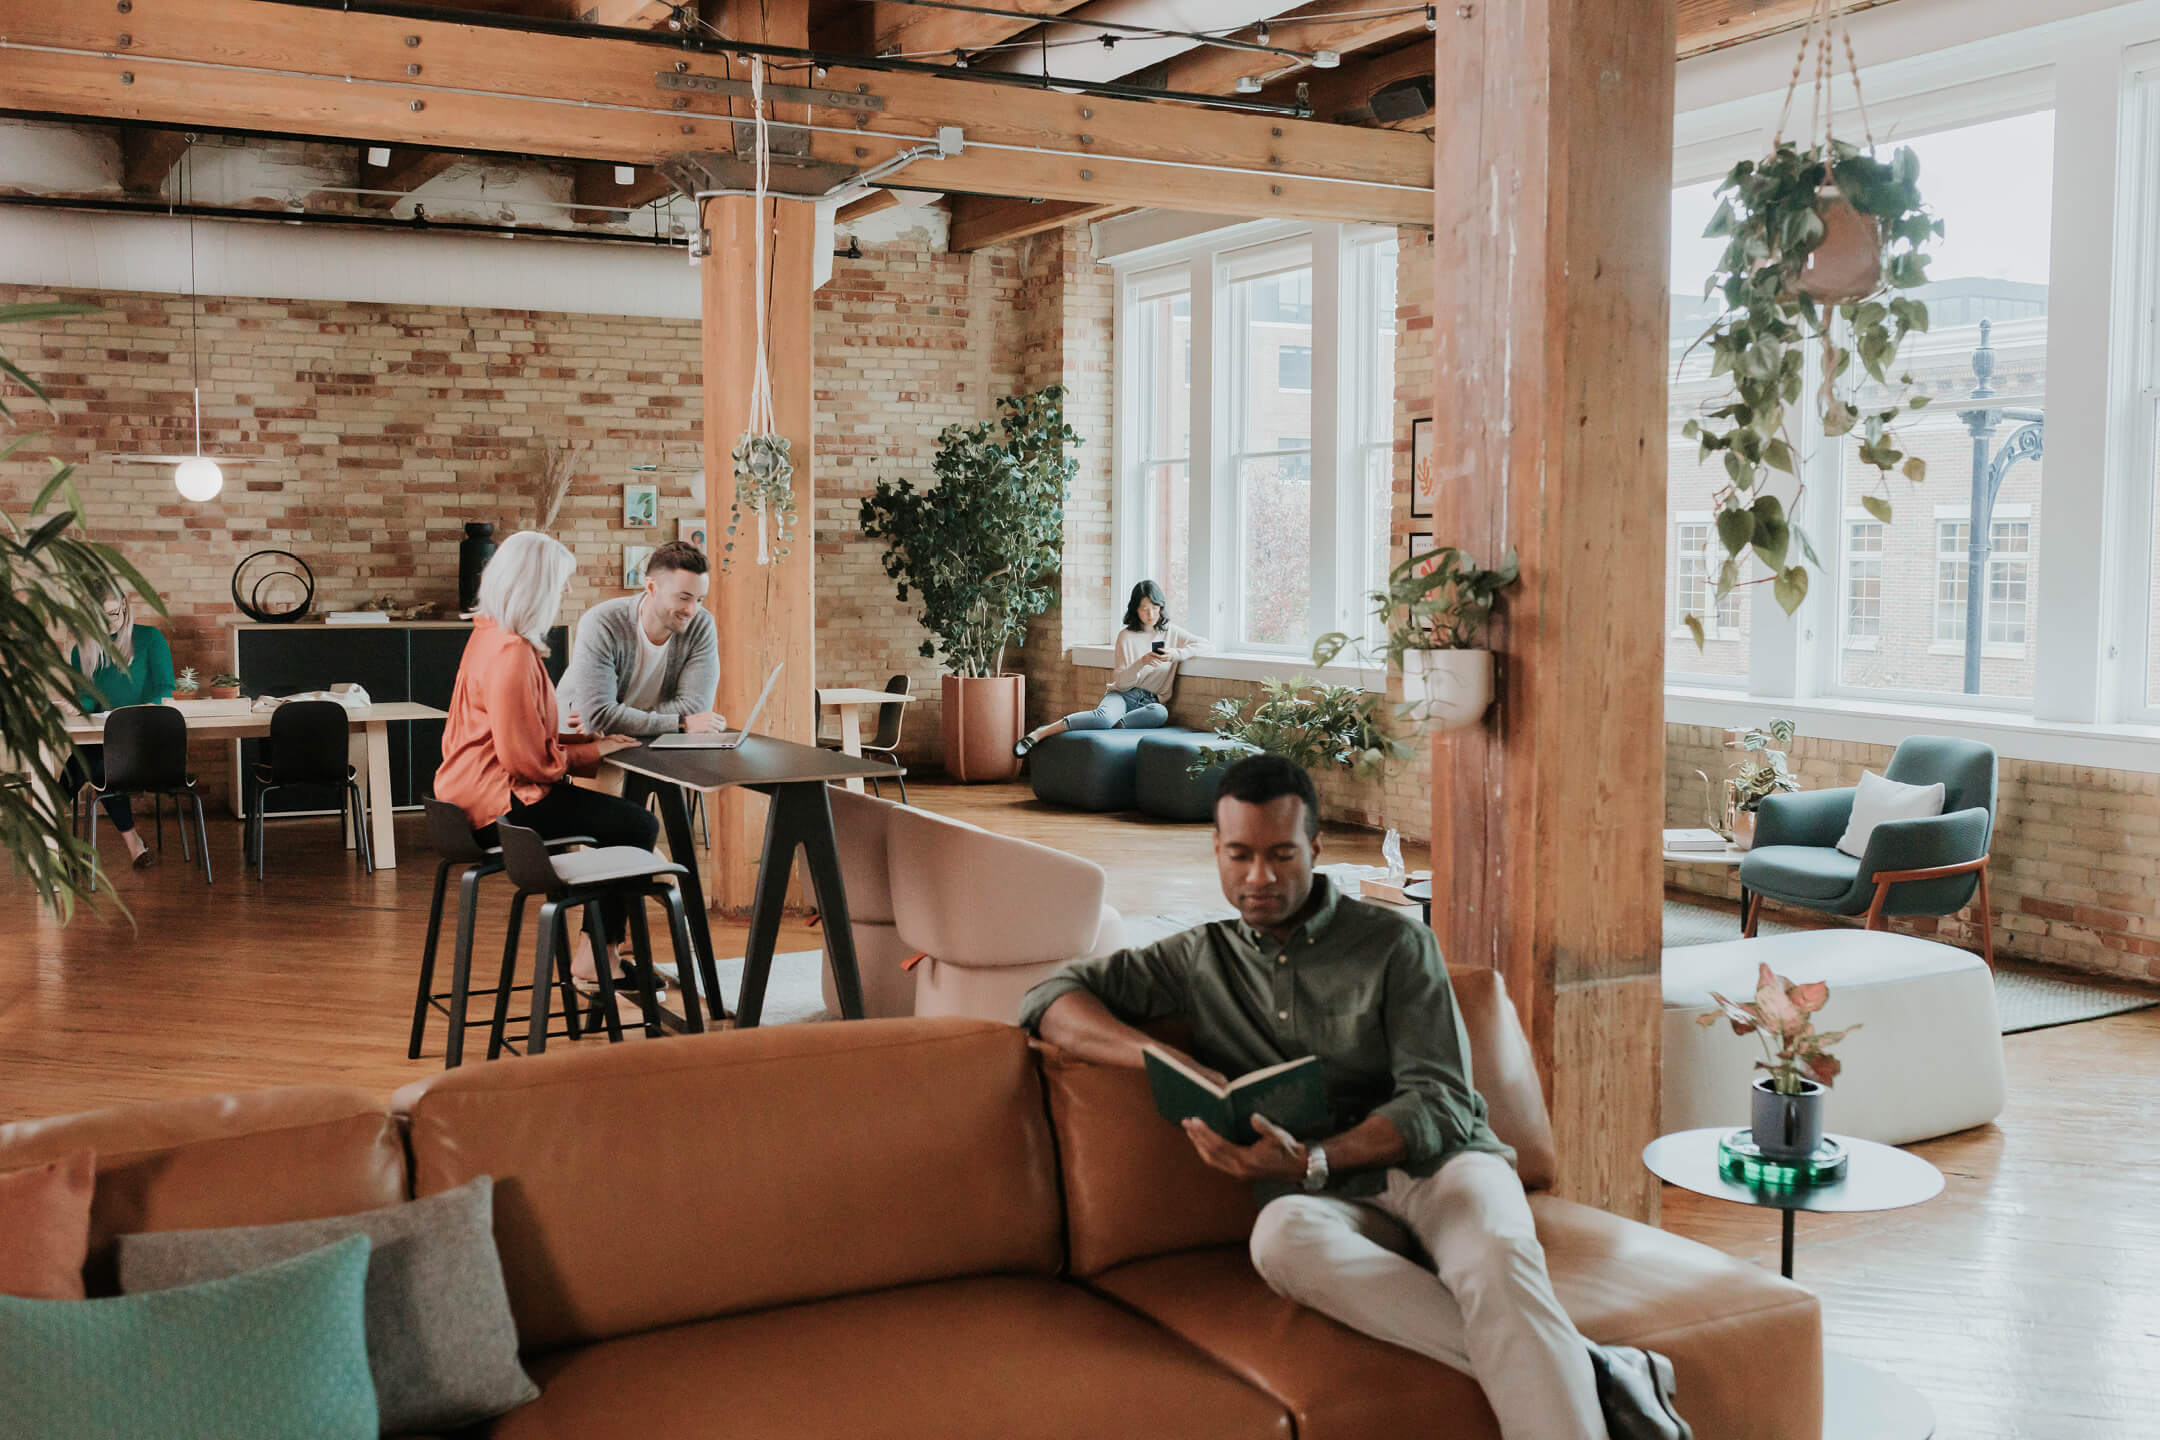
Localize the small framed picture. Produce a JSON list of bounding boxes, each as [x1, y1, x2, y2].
[[623, 482, 659, 529], [678, 516, 708, 552], [624, 544, 656, 590], [1408, 531, 1440, 578], [1410, 417, 1436, 518]]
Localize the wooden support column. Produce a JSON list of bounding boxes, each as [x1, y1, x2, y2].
[[1427, 0, 1674, 1220], [700, 0, 817, 913]]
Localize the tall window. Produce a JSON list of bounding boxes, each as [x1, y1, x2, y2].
[[1227, 246, 1315, 650], [1832, 109, 2052, 703], [1846, 520, 1884, 642], [1668, 178, 1752, 682], [1129, 277, 1192, 607], [1349, 235, 1400, 643]]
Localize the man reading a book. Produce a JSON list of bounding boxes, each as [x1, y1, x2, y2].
[[1018, 754, 1691, 1440]]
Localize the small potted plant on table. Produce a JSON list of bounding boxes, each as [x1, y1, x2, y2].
[[1725, 717, 1800, 848], [205, 672, 243, 700], [1700, 962, 1860, 1165], [172, 667, 199, 699]]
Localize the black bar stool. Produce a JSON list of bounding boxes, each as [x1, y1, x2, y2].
[[91, 705, 210, 889], [490, 820, 704, 1056], [408, 798, 592, 1069], [247, 700, 373, 881]]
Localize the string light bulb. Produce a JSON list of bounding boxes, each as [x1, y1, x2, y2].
[[1234, 74, 1263, 93]]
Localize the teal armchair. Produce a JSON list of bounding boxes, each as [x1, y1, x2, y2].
[[1738, 736, 1998, 967]]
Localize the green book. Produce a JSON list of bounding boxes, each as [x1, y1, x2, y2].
[[1143, 1046, 1329, 1146]]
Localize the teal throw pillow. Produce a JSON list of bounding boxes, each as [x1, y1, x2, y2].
[[0, 1233, 377, 1440]]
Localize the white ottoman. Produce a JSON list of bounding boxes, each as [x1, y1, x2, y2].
[[1663, 930, 2006, 1146]]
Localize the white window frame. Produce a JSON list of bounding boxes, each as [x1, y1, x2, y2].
[[1104, 218, 1396, 675], [1927, 504, 2035, 659], [1842, 513, 1885, 651]]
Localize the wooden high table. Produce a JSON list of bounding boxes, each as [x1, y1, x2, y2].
[[64, 701, 446, 868], [605, 736, 901, 1026], [814, 687, 920, 793]]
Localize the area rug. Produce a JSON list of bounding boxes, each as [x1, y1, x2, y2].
[[1661, 897, 2158, 1035]]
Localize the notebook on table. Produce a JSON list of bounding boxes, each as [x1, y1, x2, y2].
[[648, 663, 782, 750]]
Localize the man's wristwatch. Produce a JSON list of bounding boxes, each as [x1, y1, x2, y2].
[[677, 714, 688, 733], [1302, 1144, 1330, 1193]]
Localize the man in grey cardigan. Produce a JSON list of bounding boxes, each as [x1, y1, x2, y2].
[[559, 540, 723, 740]]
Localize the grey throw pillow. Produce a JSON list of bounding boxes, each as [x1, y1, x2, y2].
[[117, 1176, 538, 1435]]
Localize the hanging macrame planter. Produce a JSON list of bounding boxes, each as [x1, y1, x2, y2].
[[723, 58, 798, 570]]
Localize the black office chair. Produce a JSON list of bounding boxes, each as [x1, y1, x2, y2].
[[409, 798, 597, 1069], [246, 700, 372, 881], [90, 705, 210, 889], [820, 673, 913, 802], [491, 820, 706, 1056]]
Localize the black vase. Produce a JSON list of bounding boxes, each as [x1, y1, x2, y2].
[[458, 522, 497, 613], [1750, 1076, 1826, 1162]]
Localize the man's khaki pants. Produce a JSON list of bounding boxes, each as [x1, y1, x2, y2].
[[1249, 1150, 1605, 1440]]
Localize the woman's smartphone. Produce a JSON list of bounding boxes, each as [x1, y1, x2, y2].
[[1151, 640, 1166, 654]]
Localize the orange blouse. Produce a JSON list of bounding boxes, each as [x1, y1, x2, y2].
[[435, 617, 600, 828]]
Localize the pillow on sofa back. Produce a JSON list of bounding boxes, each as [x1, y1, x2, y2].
[[0, 1148, 94, 1299], [118, 1176, 537, 1436], [1836, 769, 1946, 859], [0, 1233, 377, 1440]]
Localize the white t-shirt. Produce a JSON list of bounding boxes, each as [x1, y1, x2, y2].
[[620, 612, 671, 713]]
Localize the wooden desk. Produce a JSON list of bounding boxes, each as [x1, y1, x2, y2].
[[65, 701, 446, 868], [607, 737, 899, 1027], [814, 687, 921, 793]]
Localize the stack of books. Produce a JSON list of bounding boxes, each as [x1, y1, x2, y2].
[[1663, 828, 1732, 853]]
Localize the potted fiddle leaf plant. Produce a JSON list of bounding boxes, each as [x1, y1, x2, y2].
[[861, 387, 1076, 782], [1312, 545, 1519, 734], [1678, 12, 1941, 646], [1699, 962, 1860, 1163]]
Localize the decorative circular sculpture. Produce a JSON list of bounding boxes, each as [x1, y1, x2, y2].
[[231, 549, 315, 623]]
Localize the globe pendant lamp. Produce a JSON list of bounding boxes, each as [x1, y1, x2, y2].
[[173, 388, 224, 501]]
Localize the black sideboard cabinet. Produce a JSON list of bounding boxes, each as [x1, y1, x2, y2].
[[233, 621, 567, 815]]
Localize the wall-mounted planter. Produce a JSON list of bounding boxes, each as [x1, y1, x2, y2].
[[1401, 649, 1494, 734]]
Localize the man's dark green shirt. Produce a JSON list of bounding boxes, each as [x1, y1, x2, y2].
[[1017, 876, 1512, 1199]]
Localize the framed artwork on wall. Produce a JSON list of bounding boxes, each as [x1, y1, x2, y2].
[[678, 516, 708, 551], [1410, 417, 1436, 518], [1407, 531, 1439, 578], [623, 482, 659, 529], [624, 544, 656, 590]]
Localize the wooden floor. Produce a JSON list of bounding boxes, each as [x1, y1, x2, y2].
[[4, 781, 2156, 1438]]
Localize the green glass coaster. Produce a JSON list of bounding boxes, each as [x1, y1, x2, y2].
[[1718, 1130, 1848, 1189]]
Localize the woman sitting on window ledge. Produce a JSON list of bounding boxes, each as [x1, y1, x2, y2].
[[1015, 579, 1210, 757]]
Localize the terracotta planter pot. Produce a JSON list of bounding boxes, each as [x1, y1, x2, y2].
[[941, 673, 1024, 783], [206, 685, 241, 700], [1795, 189, 1883, 304], [1399, 649, 1494, 733]]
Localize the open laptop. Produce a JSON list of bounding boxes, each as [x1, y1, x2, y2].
[[650, 663, 783, 749]]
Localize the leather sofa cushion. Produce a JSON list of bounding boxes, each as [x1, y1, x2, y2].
[[1094, 1202, 1822, 1440], [1042, 966, 1557, 1277], [0, 1087, 405, 1295], [397, 1019, 1065, 1352], [491, 1275, 1291, 1440]]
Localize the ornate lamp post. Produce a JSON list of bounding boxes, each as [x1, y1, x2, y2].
[[1953, 318, 2044, 695]]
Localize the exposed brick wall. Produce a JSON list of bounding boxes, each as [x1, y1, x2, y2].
[[1, 234, 1025, 796], [1664, 724, 2160, 985]]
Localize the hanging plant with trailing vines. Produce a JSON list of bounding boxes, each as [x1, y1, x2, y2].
[[1678, 1, 1942, 648]]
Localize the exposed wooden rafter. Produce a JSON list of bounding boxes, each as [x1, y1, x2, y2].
[[0, 0, 1431, 225], [1279, 41, 1431, 130], [118, 127, 192, 194], [871, 0, 1092, 64], [949, 194, 1118, 251], [566, 159, 677, 223], [1151, 0, 1430, 101], [835, 189, 902, 225], [1676, 0, 1904, 59], [353, 146, 461, 210]]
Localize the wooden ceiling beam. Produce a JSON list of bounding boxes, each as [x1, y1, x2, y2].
[[1277, 42, 1432, 130], [118, 127, 192, 194], [587, 0, 691, 25], [1151, 0, 1431, 102], [871, 0, 1091, 64], [835, 189, 902, 224], [0, 0, 1431, 225], [353, 146, 461, 209], [566, 159, 678, 222], [1677, 0, 1903, 59], [949, 194, 1119, 250]]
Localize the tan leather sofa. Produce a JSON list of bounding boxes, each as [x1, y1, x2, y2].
[[0, 969, 1821, 1440], [819, 786, 1125, 1022]]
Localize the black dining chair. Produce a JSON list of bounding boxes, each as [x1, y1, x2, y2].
[[246, 700, 372, 881], [820, 673, 913, 802], [409, 798, 594, 1069], [90, 704, 210, 889], [490, 820, 707, 1056]]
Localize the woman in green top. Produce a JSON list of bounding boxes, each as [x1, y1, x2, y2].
[[65, 590, 176, 868]]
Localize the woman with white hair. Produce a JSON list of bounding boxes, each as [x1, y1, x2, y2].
[[64, 588, 175, 869], [435, 531, 655, 991]]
